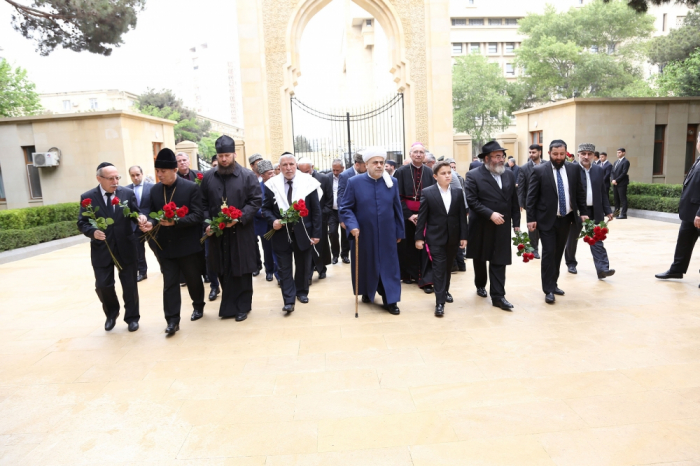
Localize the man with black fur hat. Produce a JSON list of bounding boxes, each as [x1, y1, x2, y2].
[[140, 148, 206, 335], [202, 136, 262, 322], [78, 162, 148, 332]]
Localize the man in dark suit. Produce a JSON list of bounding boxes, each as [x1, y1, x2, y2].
[[599, 152, 613, 193], [527, 140, 588, 304], [384, 159, 397, 177], [507, 157, 520, 187], [468, 157, 482, 172], [328, 159, 348, 264], [298, 157, 333, 280], [336, 153, 366, 264], [78, 162, 147, 332], [465, 141, 521, 311], [126, 165, 156, 281], [262, 153, 322, 313], [140, 148, 205, 335], [255, 160, 278, 282], [416, 161, 468, 317], [564, 143, 616, 279], [656, 134, 700, 286], [176, 152, 203, 182], [517, 144, 543, 259], [611, 148, 630, 219]]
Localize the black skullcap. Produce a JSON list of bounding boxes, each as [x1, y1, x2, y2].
[[385, 160, 397, 168], [154, 148, 178, 169], [215, 135, 236, 154], [96, 162, 114, 171]]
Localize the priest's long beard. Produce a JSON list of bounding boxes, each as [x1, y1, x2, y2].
[[551, 159, 566, 170], [217, 163, 235, 175]]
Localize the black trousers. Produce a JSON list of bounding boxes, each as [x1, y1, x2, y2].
[[93, 259, 139, 323], [453, 247, 466, 270], [218, 273, 253, 318], [565, 206, 610, 272], [431, 243, 459, 304], [204, 239, 219, 290], [161, 252, 205, 325], [473, 260, 506, 299], [539, 213, 574, 294], [399, 219, 422, 281], [328, 209, 348, 258], [528, 227, 540, 253], [259, 234, 276, 275], [136, 233, 160, 275], [311, 219, 330, 275], [670, 220, 700, 274], [613, 183, 628, 216], [275, 235, 312, 305]]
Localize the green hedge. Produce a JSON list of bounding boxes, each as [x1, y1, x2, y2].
[[609, 194, 679, 214], [626, 182, 683, 198], [0, 221, 81, 252], [0, 203, 80, 231]]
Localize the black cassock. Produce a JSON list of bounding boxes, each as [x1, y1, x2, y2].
[[201, 163, 262, 318]]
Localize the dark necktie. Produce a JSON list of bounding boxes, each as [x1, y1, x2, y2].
[[556, 169, 566, 216], [105, 192, 113, 214], [287, 180, 293, 205]]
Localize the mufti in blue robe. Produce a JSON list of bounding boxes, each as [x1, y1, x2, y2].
[[339, 172, 405, 304]]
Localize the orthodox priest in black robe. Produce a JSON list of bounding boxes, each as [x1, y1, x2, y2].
[[395, 142, 435, 291], [201, 136, 262, 321]]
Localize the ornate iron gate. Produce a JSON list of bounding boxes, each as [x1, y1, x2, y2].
[[291, 93, 405, 170]]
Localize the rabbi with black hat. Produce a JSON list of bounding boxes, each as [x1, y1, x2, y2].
[[140, 148, 206, 335], [201, 135, 262, 322], [78, 162, 148, 332], [464, 141, 521, 311]]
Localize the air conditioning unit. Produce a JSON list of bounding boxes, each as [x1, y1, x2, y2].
[[33, 151, 60, 167]]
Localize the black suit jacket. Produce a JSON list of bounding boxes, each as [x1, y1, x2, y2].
[[415, 184, 468, 246], [510, 164, 521, 186], [147, 176, 204, 259], [312, 170, 333, 219], [78, 186, 140, 268], [599, 160, 613, 191], [178, 169, 202, 183], [262, 183, 323, 252], [680, 158, 700, 222], [611, 157, 630, 186], [126, 181, 154, 216], [575, 164, 612, 226], [469, 160, 482, 171], [517, 160, 539, 208], [526, 161, 588, 232]]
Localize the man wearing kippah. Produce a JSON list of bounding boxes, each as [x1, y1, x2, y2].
[[255, 160, 279, 282]]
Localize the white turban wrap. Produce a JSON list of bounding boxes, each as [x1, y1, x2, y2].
[[297, 157, 313, 165], [360, 147, 394, 188]]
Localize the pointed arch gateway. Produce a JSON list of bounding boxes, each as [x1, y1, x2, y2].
[[281, 0, 416, 153]]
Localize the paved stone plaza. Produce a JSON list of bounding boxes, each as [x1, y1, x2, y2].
[[1, 216, 699, 465]]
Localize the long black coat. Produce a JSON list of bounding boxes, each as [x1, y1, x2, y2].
[[395, 163, 435, 218], [201, 162, 262, 276], [465, 165, 520, 265], [311, 170, 333, 266], [78, 185, 141, 268], [680, 157, 700, 222], [148, 176, 204, 259], [526, 161, 588, 232], [574, 163, 612, 226]]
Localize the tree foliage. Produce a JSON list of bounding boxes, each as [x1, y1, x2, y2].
[[648, 10, 700, 66], [197, 132, 221, 162], [6, 0, 146, 56], [452, 54, 512, 148], [294, 135, 313, 152], [604, 0, 700, 13], [136, 89, 211, 144], [0, 59, 42, 117], [657, 48, 700, 96]]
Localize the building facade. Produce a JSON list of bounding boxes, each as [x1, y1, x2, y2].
[[39, 89, 138, 115]]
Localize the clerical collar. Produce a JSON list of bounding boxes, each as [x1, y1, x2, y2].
[[411, 163, 423, 170]]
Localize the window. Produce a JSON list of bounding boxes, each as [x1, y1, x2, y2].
[[653, 125, 666, 175], [489, 18, 502, 26], [470, 43, 480, 54], [505, 18, 518, 25], [469, 18, 484, 26], [505, 42, 515, 54], [366, 19, 372, 26], [468, 0, 474, 4], [531, 131, 543, 145], [62, 100, 71, 111], [89, 98, 98, 110], [488, 43, 498, 54], [505, 63, 515, 76], [0, 165, 5, 201], [22, 146, 42, 200], [685, 125, 698, 174], [152, 142, 162, 160], [452, 43, 463, 54], [677, 16, 686, 27], [451, 18, 466, 26], [662, 13, 667, 32]]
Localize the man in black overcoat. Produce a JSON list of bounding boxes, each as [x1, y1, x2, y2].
[[140, 148, 205, 335], [564, 143, 616, 279], [465, 141, 521, 311], [298, 157, 333, 280], [656, 133, 700, 286], [526, 140, 589, 304], [611, 148, 630, 219], [78, 162, 148, 332], [262, 154, 322, 313], [176, 152, 203, 182], [517, 144, 544, 259], [202, 136, 262, 322]]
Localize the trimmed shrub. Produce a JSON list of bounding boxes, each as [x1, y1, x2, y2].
[[626, 182, 683, 198], [609, 194, 679, 214], [0, 203, 80, 231], [0, 221, 80, 252]]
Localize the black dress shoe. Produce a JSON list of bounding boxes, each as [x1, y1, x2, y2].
[[492, 298, 514, 311], [533, 251, 540, 259], [253, 270, 261, 277], [191, 309, 204, 321], [476, 287, 487, 298], [445, 292, 453, 303], [266, 273, 274, 281], [283, 304, 295, 313], [423, 286, 434, 294], [137, 273, 147, 282], [165, 323, 179, 335], [318, 272, 326, 279], [616, 216, 627, 219], [235, 313, 248, 322], [104, 317, 116, 331], [553, 288, 565, 296], [451, 264, 459, 273], [545, 293, 555, 304], [203, 274, 210, 284], [435, 304, 444, 317], [128, 321, 139, 332], [341, 256, 350, 264], [402, 278, 414, 284], [655, 270, 683, 279], [597, 269, 616, 280], [385, 304, 400, 315], [332, 256, 338, 264], [362, 295, 371, 303], [568, 266, 577, 274], [457, 265, 466, 272], [297, 295, 309, 304], [209, 287, 220, 301]]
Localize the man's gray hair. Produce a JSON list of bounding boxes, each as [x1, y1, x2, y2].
[[332, 158, 344, 166], [353, 153, 364, 164], [175, 152, 189, 159], [445, 158, 455, 164], [425, 152, 436, 162], [128, 165, 143, 174]]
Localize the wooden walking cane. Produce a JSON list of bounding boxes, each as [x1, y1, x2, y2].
[[354, 234, 359, 318]]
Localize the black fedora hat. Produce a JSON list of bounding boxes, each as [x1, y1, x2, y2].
[[478, 141, 508, 159]]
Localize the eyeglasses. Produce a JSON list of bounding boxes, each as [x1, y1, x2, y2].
[[100, 175, 122, 181]]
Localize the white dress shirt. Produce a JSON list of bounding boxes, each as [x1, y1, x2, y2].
[[99, 185, 115, 212], [438, 184, 452, 213], [491, 173, 502, 189], [551, 164, 572, 215], [583, 167, 593, 206], [332, 175, 339, 210]]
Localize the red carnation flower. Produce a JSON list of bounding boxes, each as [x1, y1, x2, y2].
[[168, 202, 177, 210], [164, 209, 175, 219], [219, 222, 226, 230], [81, 198, 92, 208], [601, 227, 608, 234], [594, 226, 601, 234], [230, 208, 242, 219], [176, 208, 187, 218], [517, 244, 525, 251], [180, 205, 188, 215], [523, 257, 530, 263], [293, 203, 301, 211], [197, 172, 203, 180], [299, 208, 309, 217], [584, 235, 591, 242], [111, 196, 120, 206], [298, 200, 306, 208]]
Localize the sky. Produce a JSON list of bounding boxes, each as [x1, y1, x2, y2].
[[0, 0, 240, 95]]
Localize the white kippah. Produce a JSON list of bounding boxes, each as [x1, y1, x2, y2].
[[361, 147, 387, 164], [297, 157, 313, 165]]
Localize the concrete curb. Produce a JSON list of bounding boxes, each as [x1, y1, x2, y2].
[[628, 208, 681, 225], [0, 235, 88, 265]]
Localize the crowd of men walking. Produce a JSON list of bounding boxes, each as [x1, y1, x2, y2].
[[78, 133, 700, 335]]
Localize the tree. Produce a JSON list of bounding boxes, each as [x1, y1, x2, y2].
[[604, 0, 700, 13], [657, 49, 700, 96], [648, 11, 700, 66], [136, 89, 211, 144], [197, 132, 221, 162], [294, 135, 313, 152], [452, 54, 512, 150], [0, 59, 42, 117], [6, 0, 146, 56]]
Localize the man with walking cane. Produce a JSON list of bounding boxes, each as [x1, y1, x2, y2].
[[339, 147, 405, 315]]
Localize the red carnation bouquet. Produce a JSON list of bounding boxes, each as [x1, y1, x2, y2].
[[144, 202, 189, 248], [512, 230, 536, 263], [579, 219, 609, 246], [80, 197, 123, 270], [202, 201, 243, 243], [195, 172, 204, 185], [264, 199, 309, 240]]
